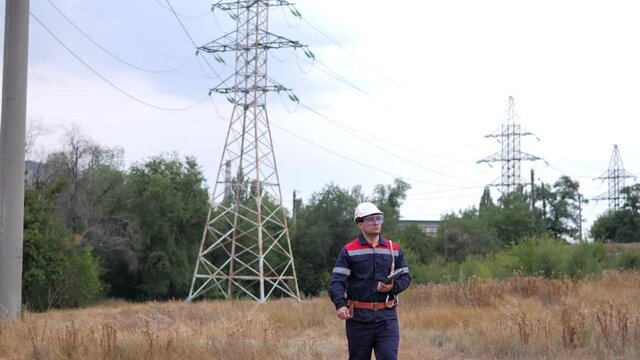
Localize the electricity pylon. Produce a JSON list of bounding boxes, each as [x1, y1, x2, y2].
[[188, 0, 306, 303], [477, 96, 542, 194], [594, 144, 636, 210]]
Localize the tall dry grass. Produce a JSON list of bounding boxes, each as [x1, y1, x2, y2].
[[2, 270, 640, 359]]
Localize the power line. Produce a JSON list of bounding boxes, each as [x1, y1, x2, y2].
[[407, 194, 481, 201], [292, 101, 484, 185], [163, 0, 225, 83], [163, 0, 200, 48], [296, 13, 605, 193], [300, 17, 403, 87], [31, 12, 209, 112], [272, 46, 372, 97], [151, 0, 211, 19], [300, 54, 372, 97], [296, 100, 471, 164], [271, 12, 478, 171], [409, 186, 480, 196], [270, 120, 463, 189], [45, 0, 195, 74]]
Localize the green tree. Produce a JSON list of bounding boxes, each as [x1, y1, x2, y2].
[[534, 176, 587, 240], [292, 179, 410, 296], [292, 183, 363, 296], [45, 125, 125, 234], [22, 187, 101, 311], [590, 184, 640, 243], [115, 154, 209, 300], [546, 176, 586, 240], [590, 209, 639, 243], [394, 224, 434, 264], [486, 190, 536, 246], [478, 186, 495, 215], [621, 184, 640, 213], [372, 179, 411, 235], [437, 208, 497, 261]]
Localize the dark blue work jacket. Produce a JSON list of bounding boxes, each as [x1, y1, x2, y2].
[[328, 233, 411, 323]]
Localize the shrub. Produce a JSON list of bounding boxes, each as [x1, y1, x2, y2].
[[611, 249, 640, 270], [566, 242, 605, 278], [507, 236, 569, 278]]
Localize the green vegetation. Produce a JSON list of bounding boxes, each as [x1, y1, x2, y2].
[[21, 126, 640, 309], [23, 127, 209, 309], [23, 184, 101, 311], [291, 173, 640, 295]]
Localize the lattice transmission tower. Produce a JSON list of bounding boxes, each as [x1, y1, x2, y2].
[[477, 96, 542, 194], [188, 0, 307, 303], [594, 144, 636, 210]]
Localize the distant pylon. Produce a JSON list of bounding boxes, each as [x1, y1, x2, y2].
[[594, 144, 636, 210], [188, 0, 305, 303], [477, 96, 543, 194]]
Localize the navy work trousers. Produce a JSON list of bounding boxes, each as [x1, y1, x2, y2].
[[345, 318, 399, 360]]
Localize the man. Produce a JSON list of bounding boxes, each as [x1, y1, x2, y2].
[[328, 202, 411, 360]]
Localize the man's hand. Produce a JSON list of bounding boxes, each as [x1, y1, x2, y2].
[[377, 280, 394, 293], [336, 306, 352, 320]]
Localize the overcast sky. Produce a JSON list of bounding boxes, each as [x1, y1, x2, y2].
[[5, 0, 640, 235]]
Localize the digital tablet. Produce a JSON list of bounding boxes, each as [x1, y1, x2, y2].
[[384, 268, 408, 284]]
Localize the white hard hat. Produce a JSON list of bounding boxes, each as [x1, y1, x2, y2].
[[354, 202, 383, 222]]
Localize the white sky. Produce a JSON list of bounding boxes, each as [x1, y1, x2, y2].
[[4, 0, 640, 235]]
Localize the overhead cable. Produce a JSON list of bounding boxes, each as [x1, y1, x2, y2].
[[163, 0, 225, 83], [151, 0, 211, 19], [294, 102, 484, 185], [31, 12, 208, 112], [301, 17, 403, 87], [46, 0, 195, 74], [270, 121, 463, 189]]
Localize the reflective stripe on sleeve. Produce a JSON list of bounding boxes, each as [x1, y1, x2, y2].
[[333, 267, 351, 276], [396, 267, 409, 274]]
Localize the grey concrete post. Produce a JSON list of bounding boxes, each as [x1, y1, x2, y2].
[[0, 0, 30, 319]]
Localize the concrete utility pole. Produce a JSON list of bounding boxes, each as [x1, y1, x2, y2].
[[292, 190, 297, 227], [0, 0, 30, 319], [578, 193, 583, 242], [530, 169, 535, 225]]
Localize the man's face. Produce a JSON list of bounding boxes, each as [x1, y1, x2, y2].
[[357, 214, 383, 235]]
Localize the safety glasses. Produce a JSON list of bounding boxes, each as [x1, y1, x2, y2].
[[362, 215, 384, 225]]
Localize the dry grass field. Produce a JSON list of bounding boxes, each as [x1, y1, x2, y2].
[[605, 242, 640, 252], [2, 270, 640, 359]]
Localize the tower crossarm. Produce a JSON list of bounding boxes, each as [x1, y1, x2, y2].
[[213, 0, 297, 11], [200, 32, 305, 53], [594, 171, 636, 181], [476, 151, 503, 164], [483, 129, 537, 139], [476, 151, 541, 164], [516, 151, 542, 162], [212, 84, 291, 95]]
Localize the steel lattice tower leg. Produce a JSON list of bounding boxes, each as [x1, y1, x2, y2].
[[188, 1, 302, 303]]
